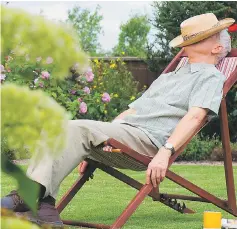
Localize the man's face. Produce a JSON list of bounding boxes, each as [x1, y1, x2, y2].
[[184, 34, 226, 64], [185, 35, 222, 56]]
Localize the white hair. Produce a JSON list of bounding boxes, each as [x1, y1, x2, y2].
[[217, 29, 231, 63]]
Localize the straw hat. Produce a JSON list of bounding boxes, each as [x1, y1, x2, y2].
[[169, 13, 235, 48]]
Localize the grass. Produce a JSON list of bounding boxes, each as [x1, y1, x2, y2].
[[1, 164, 237, 229]]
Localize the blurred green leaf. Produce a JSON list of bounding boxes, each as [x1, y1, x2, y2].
[[1, 154, 39, 213], [51, 92, 57, 98]]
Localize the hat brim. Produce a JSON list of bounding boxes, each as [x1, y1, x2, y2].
[[169, 18, 235, 48]]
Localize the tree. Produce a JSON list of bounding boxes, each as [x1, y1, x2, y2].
[[147, 1, 237, 141], [113, 15, 151, 57], [67, 5, 103, 56]]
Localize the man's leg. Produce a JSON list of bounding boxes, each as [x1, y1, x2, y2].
[[2, 119, 157, 226], [27, 119, 157, 198]]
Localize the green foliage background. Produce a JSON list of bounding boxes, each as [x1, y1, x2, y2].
[[67, 5, 103, 56], [113, 15, 151, 58]]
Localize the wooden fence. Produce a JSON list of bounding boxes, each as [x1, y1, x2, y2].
[[91, 57, 158, 90]]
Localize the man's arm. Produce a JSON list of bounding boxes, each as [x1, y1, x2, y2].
[[114, 108, 136, 120], [146, 107, 208, 187]]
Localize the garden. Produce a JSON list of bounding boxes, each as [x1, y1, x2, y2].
[[1, 1, 237, 229]]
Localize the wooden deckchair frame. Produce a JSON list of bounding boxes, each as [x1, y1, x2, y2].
[[56, 49, 237, 229]]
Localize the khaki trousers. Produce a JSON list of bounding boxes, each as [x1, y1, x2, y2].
[[27, 120, 157, 198]]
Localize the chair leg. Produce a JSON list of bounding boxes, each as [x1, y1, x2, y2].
[[110, 184, 153, 229], [56, 164, 96, 214], [220, 99, 237, 214]]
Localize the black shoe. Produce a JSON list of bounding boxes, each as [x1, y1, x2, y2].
[[19, 196, 63, 228], [1, 190, 30, 212]]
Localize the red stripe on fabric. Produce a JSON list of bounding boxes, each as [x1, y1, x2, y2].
[[217, 58, 237, 80], [226, 59, 234, 79], [175, 57, 237, 79], [176, 57, 189, 70], [226, 58, 237, 79]]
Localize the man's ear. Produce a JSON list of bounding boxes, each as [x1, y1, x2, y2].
[[211, 44, 223, 55]]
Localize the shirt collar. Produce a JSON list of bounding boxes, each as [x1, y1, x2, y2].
[[189, 62, 215, 73]]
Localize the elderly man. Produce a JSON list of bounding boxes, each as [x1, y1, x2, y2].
[[1, 13, 235, 227]]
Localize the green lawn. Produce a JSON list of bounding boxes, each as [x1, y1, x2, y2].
[[1, 165, 237, 229]]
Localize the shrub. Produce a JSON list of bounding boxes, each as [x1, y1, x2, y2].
[[210, 143, 237, 161], [177, 135, 237, 161], [177, 135, 221, 161], [3, 56, 139, 122], [2, 54, 140, 159]]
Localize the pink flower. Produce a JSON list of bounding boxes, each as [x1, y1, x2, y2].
[[70, 90, 77, 95], [78, 97, 83, 102], [36, 57, 42, 62], [83, 86, 90, 94], [85, 68, 94, 82], [39, 82, 44, 88], [34, 78, 39, 84], [46, 57, 53, 64], [1, 65, 5, 72], [1, 74, 6, 81], [79, 102, 87, 114], [5, 56, 12, 61], [102, 92, 111, 103], [41, 71, 50, 79]]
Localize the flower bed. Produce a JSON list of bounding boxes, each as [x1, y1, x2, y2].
[[2, 55, 140, 122]]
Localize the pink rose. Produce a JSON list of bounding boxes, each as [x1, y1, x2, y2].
[[46, 57, 53, 64], [34, 78, 39, 84], [78, 97, 83, 102], [102, 92, 111, 103], [79, 102, 87, 114], [85, 68, 94, 82], [70, 90, 77, 95], [83, 86, 90, 94], [5, 56, 11, 61], [41, 71, 50, 79], [1, 74, 6, 81]]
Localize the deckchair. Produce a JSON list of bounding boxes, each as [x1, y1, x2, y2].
[[56, 48, 237, 229]]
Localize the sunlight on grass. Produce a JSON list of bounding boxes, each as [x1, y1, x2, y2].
[[1, 165, 236, 229]]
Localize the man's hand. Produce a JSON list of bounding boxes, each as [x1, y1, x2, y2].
[[114, 108, 136, 120], [78, 161, 88, 175], [146, 147, 171, 187]]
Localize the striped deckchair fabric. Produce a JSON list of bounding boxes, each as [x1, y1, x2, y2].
[[90, 143, 147, 171], [176, 56, 237, 80]]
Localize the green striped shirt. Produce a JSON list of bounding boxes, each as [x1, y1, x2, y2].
[[122, 63, 225, 149]]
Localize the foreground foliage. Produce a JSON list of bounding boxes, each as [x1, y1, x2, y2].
[[1, 6, 88, 226]]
